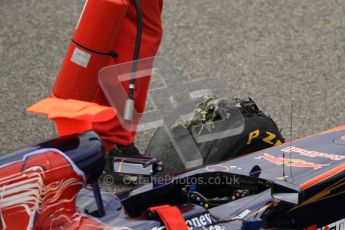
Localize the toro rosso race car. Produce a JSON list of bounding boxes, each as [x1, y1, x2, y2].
[[1, 119, 345, 229]]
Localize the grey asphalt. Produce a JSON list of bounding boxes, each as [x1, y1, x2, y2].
[[1, 0, 345, 155]]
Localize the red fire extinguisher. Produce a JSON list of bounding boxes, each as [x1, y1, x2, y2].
[[53, 0, 129, 101]]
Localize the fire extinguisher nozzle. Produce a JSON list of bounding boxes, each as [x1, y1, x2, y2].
[[123, 99, 135, 121]]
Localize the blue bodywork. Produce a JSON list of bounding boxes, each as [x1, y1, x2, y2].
[[1, 129, 345, 229]]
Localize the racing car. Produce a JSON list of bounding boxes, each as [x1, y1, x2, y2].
[[1, 114, 344, 229]]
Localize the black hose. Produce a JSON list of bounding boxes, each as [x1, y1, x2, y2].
[[128, 0, 142, 100]]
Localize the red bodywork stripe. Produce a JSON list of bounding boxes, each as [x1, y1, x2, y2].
[[301, 163, 345, 190], [149, 205, 188, 230]]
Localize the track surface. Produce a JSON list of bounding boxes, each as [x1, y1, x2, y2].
[[1, 0, 345, 155]]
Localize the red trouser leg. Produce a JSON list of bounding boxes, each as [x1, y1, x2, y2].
[[92, 0, 163, 151]]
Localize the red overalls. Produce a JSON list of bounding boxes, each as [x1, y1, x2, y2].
[[53, 0, 163, 151]]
